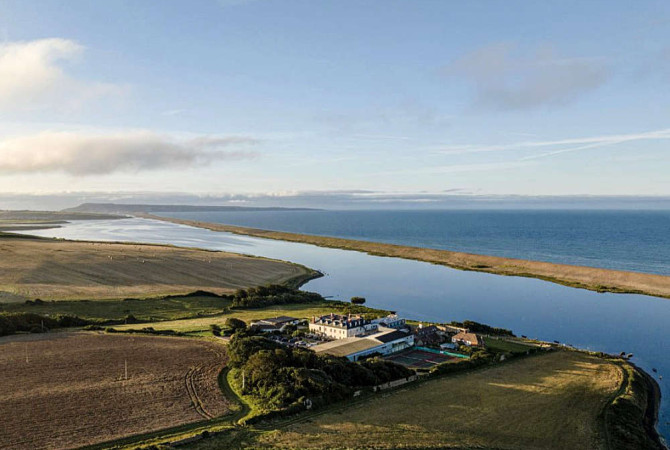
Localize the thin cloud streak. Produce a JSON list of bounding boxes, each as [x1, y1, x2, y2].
[[371, 161, 532, 177], [441, 128, 670, 157]]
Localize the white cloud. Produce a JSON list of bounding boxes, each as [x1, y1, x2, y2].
[[0, 38, 125, 111], [0, 131, 258, 175], [444, 43, 609, 110]]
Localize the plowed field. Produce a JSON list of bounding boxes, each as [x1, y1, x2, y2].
[[0, 332, 229, 449]]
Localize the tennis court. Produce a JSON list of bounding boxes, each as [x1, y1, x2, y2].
[[386, 348, 457, 368]]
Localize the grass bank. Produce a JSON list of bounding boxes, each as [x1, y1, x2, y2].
[[146, 214, 670, 300], [185, 350, 664, 450], [0, 234, 316, 301]]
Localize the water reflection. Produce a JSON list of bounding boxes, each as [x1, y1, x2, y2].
[[21, 218, 670, 439]]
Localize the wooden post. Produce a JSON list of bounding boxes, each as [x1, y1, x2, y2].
[[124, 359, 128, 380]]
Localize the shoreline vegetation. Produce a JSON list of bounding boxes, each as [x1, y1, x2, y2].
[[0, 285, 664, 448], [226, 351, 664, 450], [144, 214, 670, 300], [0, 212, 664, 447]]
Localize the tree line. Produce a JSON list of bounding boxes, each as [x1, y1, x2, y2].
[[227, 331, 414, 414]]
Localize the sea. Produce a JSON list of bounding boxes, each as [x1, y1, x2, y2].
[[20, 211, 670, 441], [157, 209, 670, 275]]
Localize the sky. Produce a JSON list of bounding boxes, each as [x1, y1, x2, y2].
[[0, 0, 669, 209]]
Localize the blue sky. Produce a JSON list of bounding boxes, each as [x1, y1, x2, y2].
[[0, 0, 669, 207]]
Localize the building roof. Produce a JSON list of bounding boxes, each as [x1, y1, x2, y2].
[[311, 313, 368, 329], [312, 329, 412, 358], [311, 337, 382, 357], [262, 316, 298, 324], [452, 331, 482, 346], [250, 323, 279, 331], [373, 329, 411, 344], [415, 325, 438, 337]]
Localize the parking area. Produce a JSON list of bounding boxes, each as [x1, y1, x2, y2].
[[385, 348, 458, 369]]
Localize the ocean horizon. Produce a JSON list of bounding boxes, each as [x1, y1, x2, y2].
[[157, 209, 670, 276]]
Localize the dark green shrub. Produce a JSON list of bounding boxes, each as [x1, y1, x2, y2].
[[449, 320, 514, 337], [225, 317, 246, 330], [230, 285, 323, 309]]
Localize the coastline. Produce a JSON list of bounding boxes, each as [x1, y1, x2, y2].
[[605, 359, 667, 449], [143, 214, 670, 301]]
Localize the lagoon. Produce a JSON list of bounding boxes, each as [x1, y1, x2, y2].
[[22, 217, 670, 439]]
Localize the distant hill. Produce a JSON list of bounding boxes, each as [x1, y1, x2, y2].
[[0, 210, 123, 221], [63, 203, 320, 214]]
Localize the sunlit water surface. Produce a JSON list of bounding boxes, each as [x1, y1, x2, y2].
[[20, 218, 670, 440]]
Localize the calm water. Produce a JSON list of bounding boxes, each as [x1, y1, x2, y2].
[[159, 210, 670, 275], [21, 218, 670, 440]]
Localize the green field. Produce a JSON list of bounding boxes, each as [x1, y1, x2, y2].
[[1, 296, 373, 334], [186, 351, 623, 450], [114, 301, 347, 333], [483, 336, 537, 354]]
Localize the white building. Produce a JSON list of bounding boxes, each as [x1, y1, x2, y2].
[[311, 328, 414, 361], [372, 314, 406, 329], [309, 313, 370, 339]]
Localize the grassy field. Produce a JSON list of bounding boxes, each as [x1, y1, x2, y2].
[[113, 301, 346, 333], [191, 351, 622, 450], [484, 335, 538, 354], [150, 214, 670, 300], [0, 332, 229, 450], [0, 234, 315, 301], [0, 295, 232, 322]]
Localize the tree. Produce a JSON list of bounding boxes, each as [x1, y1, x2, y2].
[[226, 317, 247, 330], [210, 324, 222, 336], [350, 296, 366, 305]]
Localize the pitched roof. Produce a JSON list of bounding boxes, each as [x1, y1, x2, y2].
[[415, 325, 438, 336], [452, 331, 482, 346]]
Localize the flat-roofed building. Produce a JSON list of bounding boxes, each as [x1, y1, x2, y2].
[[311, 327, 414, 361]]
